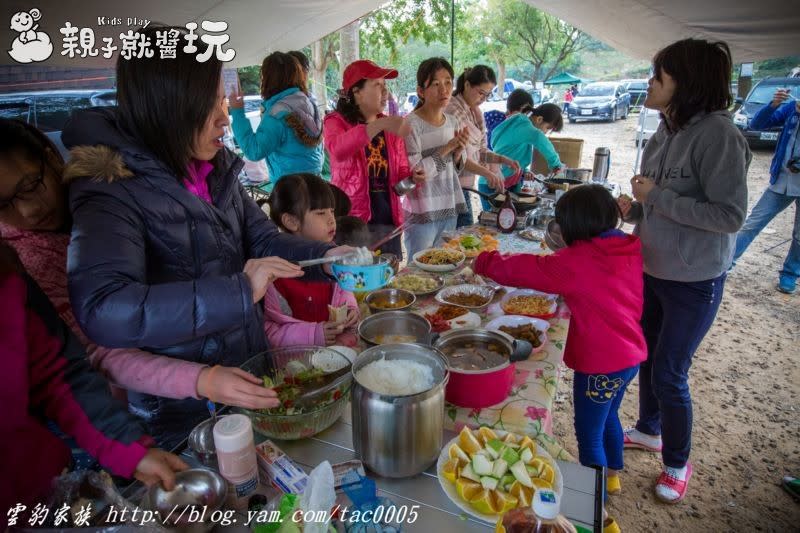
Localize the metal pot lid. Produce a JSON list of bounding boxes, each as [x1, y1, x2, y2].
[[433, 329, 515, 373]]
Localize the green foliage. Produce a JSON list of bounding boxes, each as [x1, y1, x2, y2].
[[237, 65, 261, 96], [360, 0, 469, 64]]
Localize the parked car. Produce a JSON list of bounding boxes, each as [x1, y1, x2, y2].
[[529, 87, 556, 106], [567, 82, 631, 123], [0, 89, 116, 158], [635, 107, 661, 146], [489, 79, 524, 101], [733, 76, 800, 148], [622, 79, 648, 110], [401, 92, 419, 115]]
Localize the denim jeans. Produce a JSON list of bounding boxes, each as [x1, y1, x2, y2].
[[403, 216, 457, 258], [457, 190, 475, 228], [573, 365, 639, 472], [734, 188, 800, 284], [635, 273, 726, 468]]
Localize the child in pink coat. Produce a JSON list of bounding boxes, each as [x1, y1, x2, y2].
[[264, 174, 360, 347]]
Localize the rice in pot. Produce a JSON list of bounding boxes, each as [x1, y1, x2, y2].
[[355, 358, 435, 396]]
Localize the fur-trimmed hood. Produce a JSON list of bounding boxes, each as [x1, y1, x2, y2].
[[63, 145, 133, 185]]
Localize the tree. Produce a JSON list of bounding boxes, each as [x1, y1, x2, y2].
[[360, 0, 469, 66], [339, 19, 361, 80], [311, 34, 338, 112], [484, 0, 589, 86]]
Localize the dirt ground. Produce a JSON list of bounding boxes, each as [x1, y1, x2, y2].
[[545, 116, 800, 532]]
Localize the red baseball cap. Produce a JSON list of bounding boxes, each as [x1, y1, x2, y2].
[[342, 60, 398, 92]]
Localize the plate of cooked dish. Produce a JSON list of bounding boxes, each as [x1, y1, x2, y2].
[[421, 304, 481, 333], [389, 273, 445, 295], [435, 284, 496, 310], [499, 289, 558, 319], [443, 233, 500, 258], [413, 248, 466, 272], [485, 315, 549, 354]]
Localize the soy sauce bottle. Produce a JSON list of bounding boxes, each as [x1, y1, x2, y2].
[[497, 193, 517, 234]]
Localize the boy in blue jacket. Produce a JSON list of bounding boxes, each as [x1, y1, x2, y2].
[[734, 88, 800, 294]]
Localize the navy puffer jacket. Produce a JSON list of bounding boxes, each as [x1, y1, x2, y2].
[[62, 107, 332, 448]]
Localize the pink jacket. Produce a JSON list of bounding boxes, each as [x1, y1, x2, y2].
[[1, 271, 152, 518], [324, 112, 412, 226], [0, 224, 205, 400], [263, 281, 359, 347], [474, 231, 647, 375]]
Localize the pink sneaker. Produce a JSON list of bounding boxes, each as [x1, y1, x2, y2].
[[655, 463, 693, 503], [623, 427, 662, 452]]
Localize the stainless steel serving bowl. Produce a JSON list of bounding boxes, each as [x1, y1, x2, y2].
[[564, 168, 592, 182], [188, 417, 218, 468], [365, 288, 416, 313], [545, 219, 566, 251], [358, 310, 431, 345], [144, 469, 227, 532]]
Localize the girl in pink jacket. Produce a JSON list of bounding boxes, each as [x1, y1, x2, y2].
[[474, 185, 646, 533], [324, 59, 425, 258], [264, 174, 360, 347]]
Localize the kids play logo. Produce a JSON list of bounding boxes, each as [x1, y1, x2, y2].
[[8, 9, 236, 64], [8, 8, 54, 63]]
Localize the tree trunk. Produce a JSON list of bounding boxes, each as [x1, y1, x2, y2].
[[497, 60, 506, 99], [339, 20, 361, 79], [311, 39, 329, 112]]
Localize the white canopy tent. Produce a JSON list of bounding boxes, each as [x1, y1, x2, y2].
[[1, 0, 796, 69]]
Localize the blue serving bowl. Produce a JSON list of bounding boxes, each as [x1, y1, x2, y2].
[[331, 256, 394, 292]]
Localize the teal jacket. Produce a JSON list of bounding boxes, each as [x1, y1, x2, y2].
[[484, 113, 562, 186], [230, 87, 323, 181]]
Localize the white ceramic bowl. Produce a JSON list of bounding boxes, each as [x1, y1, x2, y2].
[[485, 315, 549, 353]]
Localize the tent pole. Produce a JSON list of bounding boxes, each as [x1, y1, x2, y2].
[[634, 108, 647, 174], [450, 0, 455, 66]]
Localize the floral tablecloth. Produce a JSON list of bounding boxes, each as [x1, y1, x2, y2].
[[381, 227, 574, 462]]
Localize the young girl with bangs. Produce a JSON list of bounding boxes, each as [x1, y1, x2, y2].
[[265, 174, 360, 347]]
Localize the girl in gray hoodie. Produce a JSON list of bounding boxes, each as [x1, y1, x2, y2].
[[617, 38, 751, 504]]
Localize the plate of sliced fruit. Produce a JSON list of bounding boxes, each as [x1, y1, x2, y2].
[[436, 426, 562, 523]]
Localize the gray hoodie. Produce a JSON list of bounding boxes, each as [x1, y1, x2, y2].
[[627, 110, 751, 282]]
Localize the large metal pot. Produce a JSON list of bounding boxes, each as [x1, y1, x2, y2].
[[433, 329, 532, 409], [352, 343, 449, 478]]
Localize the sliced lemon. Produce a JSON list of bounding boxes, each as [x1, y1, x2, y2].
[[478, 426, 498, 445], [442, 457, 459, 483], [509, 480, 533, 507], [531, 477, 553, 490], [449, 443, 470, 465], [469, 489, 496, 514], [491, 490, 518, 514], [456, 478, 482, 501], [459, 426, 483, 455], [539, 463, 555, 484]]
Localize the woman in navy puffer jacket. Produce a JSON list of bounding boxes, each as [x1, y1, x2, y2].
[[62, 26, 344, 448]]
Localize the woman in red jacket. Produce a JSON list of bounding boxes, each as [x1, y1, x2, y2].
[[324, 60, 425, 258], [0, 242, 185, 527], [474, 185, 646, 533]]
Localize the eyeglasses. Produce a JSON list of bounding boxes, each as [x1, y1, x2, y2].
[[475, 88, 491, 100], [0, 160, 47, 211]]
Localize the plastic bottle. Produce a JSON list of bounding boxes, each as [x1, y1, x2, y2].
[[497, 193, 517, 234], [213, 414, 260, 510], [497, 490, 577, 533]]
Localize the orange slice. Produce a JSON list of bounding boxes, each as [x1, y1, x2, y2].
[[456, 478, 482, 501], [478, 426, 498, 444], [459, 426, 482, 455], [469, 489, 496, 514], [491, 490, 519, 514], [442, 457, 459, 483], [449, 443, 470, 465], [509, 481, 534, 507]]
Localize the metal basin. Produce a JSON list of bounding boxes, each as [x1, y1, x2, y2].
[[143, 469, 227, 532], [358, 310, 431, 345], [365, 288, 416, 313]]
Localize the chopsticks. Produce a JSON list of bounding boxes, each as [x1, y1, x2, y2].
[[370, 220, 413, 251]]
